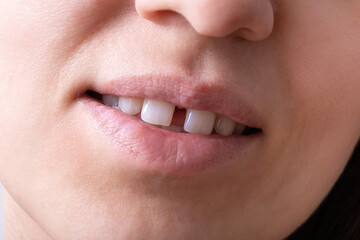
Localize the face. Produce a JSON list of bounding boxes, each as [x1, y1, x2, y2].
[[0, 0, 359, 239]]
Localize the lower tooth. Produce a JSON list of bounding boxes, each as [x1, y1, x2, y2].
[[184, 109, 216, 135], [161, 125, 183, 132]]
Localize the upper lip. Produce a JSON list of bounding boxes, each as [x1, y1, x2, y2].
[[85, 73, 264, 128]]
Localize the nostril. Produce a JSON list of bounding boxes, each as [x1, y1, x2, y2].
[[136, 0, 275, 41], [142, 10, 185, 26], [135, 0, 181, 21]]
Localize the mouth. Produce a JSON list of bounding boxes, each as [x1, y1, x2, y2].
[[86, 90, 261, 136], [77, 76, 263, 174]]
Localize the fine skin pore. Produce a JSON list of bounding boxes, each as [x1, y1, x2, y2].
[[0, 0, 360, 239]]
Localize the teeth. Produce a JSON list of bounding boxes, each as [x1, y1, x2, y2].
[[141, 99, 175, 126], [184, 109, 216, 135], [102, 94, 250, 136], [118, 97, 143, 115], [161, 125, 183, 133], [233, 123, 246, 135], [214, 115, 236, 136], [102, 94, 119, 108]]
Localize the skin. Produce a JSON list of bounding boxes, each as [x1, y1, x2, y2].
[[0, 0, 360, 239]]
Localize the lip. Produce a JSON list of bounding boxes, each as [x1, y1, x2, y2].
[[85, 74, 264, 128], [76, 75, 264, 174]]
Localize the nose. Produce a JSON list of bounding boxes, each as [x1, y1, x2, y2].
[[135, 0, 275, 41]]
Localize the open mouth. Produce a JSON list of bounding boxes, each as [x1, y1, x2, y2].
[[86, 90, 262, 137], [78, 77, 263, 174]]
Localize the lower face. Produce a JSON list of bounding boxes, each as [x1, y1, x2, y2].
[[0, 0, 359, 239]]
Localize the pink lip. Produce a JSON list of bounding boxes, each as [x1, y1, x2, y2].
[[77, 75, 263, 174], [87, 74, 264, 128]]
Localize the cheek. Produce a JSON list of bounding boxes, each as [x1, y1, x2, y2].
[[273, 0, 360, 138], [254, 1, 360, 229], [0, 1, 78, 191], [0, 1, 132, 222]]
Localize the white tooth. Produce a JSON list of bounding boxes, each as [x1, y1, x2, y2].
[[102, 94, 119, 107], [118, 97, 143, 115], [214, 115, 236, 136], [233, 123, 246, 135], [141, 99, 175, 126], [184, 109, 216, 135], [161, 125, 183, 133]]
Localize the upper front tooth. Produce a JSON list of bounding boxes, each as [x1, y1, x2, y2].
[[214, 115, 236, 136], [184, 109, 216, 135], [102, 94, 119, 107], [141, 99, 175, 126], [118, 97, 143, 115]]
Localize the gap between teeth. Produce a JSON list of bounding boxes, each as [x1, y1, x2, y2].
[[102, 94, 246, 136]]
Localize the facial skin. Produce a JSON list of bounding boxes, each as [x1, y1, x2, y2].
[[0, 0, 359, 239]]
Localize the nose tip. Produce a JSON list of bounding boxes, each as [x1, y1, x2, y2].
[[135, 0, 275, 41]]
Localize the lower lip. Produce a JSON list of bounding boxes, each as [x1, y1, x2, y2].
[[79, 96, 261, 174]]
